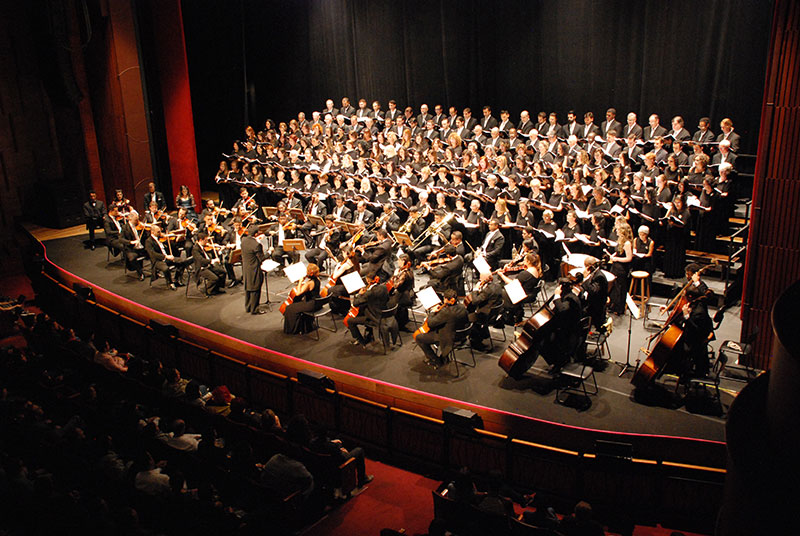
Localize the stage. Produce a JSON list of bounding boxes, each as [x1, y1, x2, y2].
[[39, 233, 743, 443]]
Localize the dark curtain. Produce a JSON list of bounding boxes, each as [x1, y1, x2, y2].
[[182, 0, 771, 189]]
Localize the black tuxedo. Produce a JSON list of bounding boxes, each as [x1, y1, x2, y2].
[[464, 117, 478, 131], [481, 115, 498, 130], [416, 303, 469, 364], [716, 131, 741, 153], [103, 215, 125, 253], [143, 191, 166, 212], [581, 123, 601, 139], [623, 123, 643, 139], [643, 125, 668, 141], [145, 235, 190, 286], [417, 113, 432, 126], [331, 205, 353, 222], [601, 119, 623, 138], [83, 200, 106, 243], [352, 208, 375, 226], [121, 221, 147, 276], [360, 238, 393, 279], [561, 122, 581, 139], [581, 268, 608, 330], [518, 120, 534, 134], [191, 242, 226, 293], [241, 235, 266, 313], [692, 129, 715, 145], [478, 229, 505, 269]]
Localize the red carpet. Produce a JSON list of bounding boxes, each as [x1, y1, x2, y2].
[[303, 459, 438, 536]]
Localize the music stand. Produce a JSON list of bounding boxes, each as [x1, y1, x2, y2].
[[289, 208, 306, 222], [282, 239, 306, 253], [618, 293, 642, 377], [229, 249, 242, 265], [392, 231, 412, 248], [262, 206, 279, 219], [260, 259, 281, 309], [306, 214, 325, 226]]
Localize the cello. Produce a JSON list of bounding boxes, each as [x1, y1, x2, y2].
[[631, 262, 716, 387], [279, 276, 307, 315], [498, 298, 556, 380], [343, 276, 379, 328], [413, 303, 444, 341]]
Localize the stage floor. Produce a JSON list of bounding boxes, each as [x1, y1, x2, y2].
[[41, 234, 743, 442]]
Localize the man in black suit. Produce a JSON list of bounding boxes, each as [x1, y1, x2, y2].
[[480, 106, 498, 131], [359, 228, 393, 279], [561, 110, 580, 139], [121, 213, 147, 280], [416, 289, 469, 368], [466, 272, 503, 349], [581, 111, 601, 139], [269, 213, 301, 265], [623, 112, 643, 139], [142, 182, 166, 213], [347, 275, 389, 347], [643, 114, 668, 141], [536, 111, 550, 138], [427, 244, 463, 294], [241, 224, 266, 314], [601, 108, 623, 138], [423, 119, 440, 142], [624, 135, 643, 168], [676, 284, 714, 377], [371, 100, 384, 122], [693, 117, 716, 149], [82, 191, 106, 250], [602, 131, 622, 159], [432, 104, 445, 128], [717, 118, 741, 153], [356, 98, 371, 120], [546, 112, 562, 138], [462, 107, 478, 132], [331, 195, 353, 222], [417, 104, 432, 128], [103, 205, 126, 255], [518, 110, 534, 135], [322, 98, 338, 118], [145, 225, 191, 290], [447, 106, 459, 128], [455, 117, 471, 140], [711, 140, 737, 172], [352, 201, 375, 226], [477, 219, 505, 270], [192, 232, 227, 296], [340, 97, 355, 118], [305, 214, 342, 268], [580, 257, 608, 331], [540, 277, 584, 370], [385, 99, 401, 122], [669, 116, 691, 143], [497, 109, 514, 133]]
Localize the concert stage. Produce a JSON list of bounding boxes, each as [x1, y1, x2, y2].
[[39, 233, 742, 445]]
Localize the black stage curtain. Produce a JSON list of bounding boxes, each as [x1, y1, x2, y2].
[[182, 0, 771, 188]]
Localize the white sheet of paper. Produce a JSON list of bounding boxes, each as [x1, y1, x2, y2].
[[417, 286, 442, 310], [626, 293, 641, 319], [505, 279, 527, 304], [260, 259, 280, 272], [473, 254, 492, 275], [255, 235, 270, 251], [284, 262, 307, 283], [341, 271, 366, 294]]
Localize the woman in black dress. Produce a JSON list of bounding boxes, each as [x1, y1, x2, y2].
[[608, 221, 634, 315], [283, 263, 321, 334], [633, 225, 655, 275], [661, 195, 691, 278]]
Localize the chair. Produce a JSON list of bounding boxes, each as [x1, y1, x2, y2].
[[628, 270, 650, 311], [487, 303, 506, 351], [555, 317, 597, 408], [687, 351, 727, 414], [106, 244, 123, 264], [299, 296, 338, 340], [374, 304, 402, 354], [718, 326, 762, 383], [445, 322, 475, 377], [149, 259, 177, 289], [585, 316, 613, 362], [123, 251, 149, 279], [185, 264, 210, 299]]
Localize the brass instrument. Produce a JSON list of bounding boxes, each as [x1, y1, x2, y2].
[[399, 212, 421, 234], [410, 212, 455, 249]]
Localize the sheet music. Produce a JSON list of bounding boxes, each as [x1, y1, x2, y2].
[[473, 254, 492, 275], [505, 279, 527, 305], [260, 259, 280, 272], [283, 262, 307, 283], [341, 271, 366, 294], [417, 286, 442, 310]]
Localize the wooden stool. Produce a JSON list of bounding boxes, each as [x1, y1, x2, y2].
[[628, 270, 650, 311]]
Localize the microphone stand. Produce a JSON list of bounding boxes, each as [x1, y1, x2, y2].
[[618, 293, 641, 377]]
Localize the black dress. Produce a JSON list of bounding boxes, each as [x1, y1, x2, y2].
[[663, 208, 691, 278], [283, 277, 321, 334]]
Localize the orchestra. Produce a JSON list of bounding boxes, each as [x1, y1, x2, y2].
[[83, 99, 739, 390]]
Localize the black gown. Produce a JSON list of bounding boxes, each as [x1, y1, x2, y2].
[[663, 208, 691, 278], [283, 277, 321, 334]]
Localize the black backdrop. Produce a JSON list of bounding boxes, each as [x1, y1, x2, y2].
[[182, 0, 772, 188]]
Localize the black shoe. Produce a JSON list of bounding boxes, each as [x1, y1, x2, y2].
[[139, 274, 145, 281], [227, 280, 236, 288], [169, 283, 177, 291], [90, 244, 96, 251], [251, 309, 265, 315], [357, 475, 374, 487], [213, 289, 226, 295]]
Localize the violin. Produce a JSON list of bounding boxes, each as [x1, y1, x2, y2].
[[180, 218, 197, 232]]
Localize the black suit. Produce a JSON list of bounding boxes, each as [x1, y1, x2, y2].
[[360, 238, 393, 279], [83, 200, 106, 244], [541, 291, 583, 367], [601, 119, 623, 138], [331, 205, 352, 222], [103, 215, 125, 253], [561, 122, 581, 139], [191, 242, 226, 294], [348, 283, 389, 344], [467, 279, 503, 344], [143, 191, 167, 212], [241, 235, 266, 313], [643, 125, 668, 141], [464, 117, 478, 132], [145, 236, 190, 286], [581, 269, 608, 330], [478, 230, 505, 270], [623, 123, 643, 139], [352, 208, 375, 226], [693, 129, 716, 145], [428, 254, 464, 294], [481, 115, 498, 130], [416, 303, 469, 365], [121, 221, 147, 276], [716, 131, 741, 153]]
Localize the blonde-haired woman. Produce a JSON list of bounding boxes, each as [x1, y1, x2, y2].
[[609, 221, 634, 315]]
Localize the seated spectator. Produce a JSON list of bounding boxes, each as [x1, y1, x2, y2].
[[228, 396, 262, 427], [260, 408, 283, 434], [522, 493, 561, 530], [159, 419, 202, 452], [559, 500, 605, 536], [184, 380, 210, 407], [133, 451, 171, 497], [93, 340, 128, 373], [259, 453, 315, 500], [205, 385, 233, 416], [475, 470, 515, 516], [162, 368, 189, 398], [444, 466, 479, 504], [309, 424, 373, 488]]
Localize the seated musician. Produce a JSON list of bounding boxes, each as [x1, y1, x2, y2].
[[82, 190, 106, 250], [414, 211, 451, 265], [305, 215, 342, 269], [269, 213, 301, 266], [539, 277, 584, 372], [661, 263, 711, 314], [358, 228, 393, 280], [191, 232, 227, 296], [425, 244, 464, 294], [166, 207, 195, 256], [449, 230, 467, 257], [145, 225, 192, 290], [283, 263, 321, 334], [232, 186, 256, 212], [121, 212, 148, 280], [498, 252, 543, 325], [348, 275, 389, 347], [327, 245, 359, 315], [376, 203, 401, 233], [416, 289, 469, 368], [580, 256, 609, 332], [387, 254, 415, 331], [103, 205, 126, 256], [221, 218, 244, 287], [331, 195, 353, 222], [476, 219, 505, 271], [675, 284, 714, 377], [465, 273, 503, 350], [143, 201, 167, 228]]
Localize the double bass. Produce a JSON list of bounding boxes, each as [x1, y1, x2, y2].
[[631, 263, 716, 388], [498, 298, 556, 380]]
